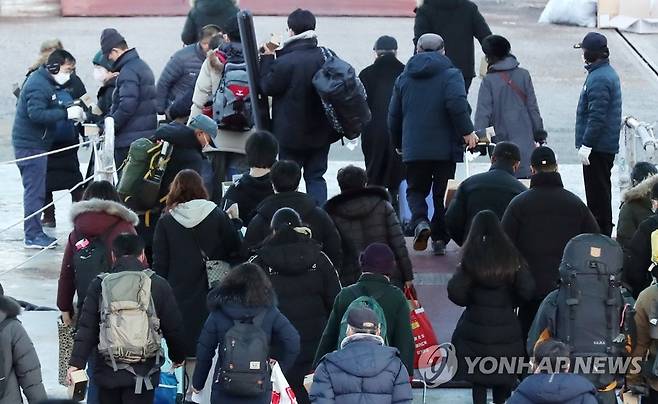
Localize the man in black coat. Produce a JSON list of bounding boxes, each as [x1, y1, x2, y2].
[[502, 146, 599, 340], [259, 9, 338, 205], [181, 0, 238, 45], [388, 34, 478, 256], [243, 160, 342, 269], [100, 28, 158, 170], [358, 36, 405, 212], [446, 142, 527, 246], [68, 234, 186, 404], [414, 0, 492, 92]]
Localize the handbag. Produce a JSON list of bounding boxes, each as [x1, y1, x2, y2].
[[271, 360, 297, 404], [188, 226, 231, 289], [404, 286, 439, 369], [58, 317, 76, 386]]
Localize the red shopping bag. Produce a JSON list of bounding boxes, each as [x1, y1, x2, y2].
[[405, 286, 439, 369]]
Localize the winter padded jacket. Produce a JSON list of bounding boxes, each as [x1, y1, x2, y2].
[[624, 214, 658, 298], [388, 51, 474, 163], [243, 191, 342, 268], [446, 164, 527, 246], [153, 199, 242, 356], [12, 66, 68, 151], [474, 56, 544, 178], [324, 187, 413, 286], [181, 0, 239, 45], [96, 76, 117, 118], [57, 199, 139, 314], [502, 172, 600, 299], [414, 0, 491, 79], [156, 43, 206, 113], [193, 286, 300, 403], [507, 373, 599, 404], [259, 32, 338, 150], [575, 59, 622, 155], [110, 49, 158, 148], [314, 273, 414, 376], [310, 334, 413, 404], [618, 174, 658, 254], [69, 256, 187, 389], [0, 296, 47, 404], [222, 173, 274, 227], [627, 284, 658, 392]]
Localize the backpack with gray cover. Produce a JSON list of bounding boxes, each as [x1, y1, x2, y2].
[[554, 234, 632, 389], [97, 270, 163, 393], [213, 63, 254, 132]]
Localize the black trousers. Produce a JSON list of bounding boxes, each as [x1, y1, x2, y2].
[[405, 160, 456, 243], [98, 386, 155, 404], [583, 151, 615, 236], [472, 384, 512, 404], [518, 299, 543, 345]]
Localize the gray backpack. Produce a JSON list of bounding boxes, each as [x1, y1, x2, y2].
[[97, 270, 163, 393], [213, 63, 254, 132]]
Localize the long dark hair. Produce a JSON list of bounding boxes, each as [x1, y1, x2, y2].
[[166, 169, 208, 209], [461, 210, 526, 284], [219, 263, 275, 307]]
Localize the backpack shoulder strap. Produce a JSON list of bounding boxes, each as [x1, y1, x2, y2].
[[499, 71, 528, 105]]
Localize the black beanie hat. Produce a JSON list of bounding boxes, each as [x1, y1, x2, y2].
[[100, 28, 125, 57], [359, 243, 395, 276], [632, 162, 658, 185], [482, 35, 511, 59], [271, 208, 302, 231]]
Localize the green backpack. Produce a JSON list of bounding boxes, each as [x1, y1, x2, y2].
[[116, 138, 172, 212], [337, 285, 388, 349]]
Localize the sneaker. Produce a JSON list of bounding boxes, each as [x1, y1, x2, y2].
[[413, 221, 432, 251], [432, 240, 447, 256], [41, 219, 56, 228], [24, 234, 57, 249]]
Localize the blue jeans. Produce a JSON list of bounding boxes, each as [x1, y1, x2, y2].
[[86, 354, 99, 403], [15, 148, 47, 240], [279, 145, 330, 205]]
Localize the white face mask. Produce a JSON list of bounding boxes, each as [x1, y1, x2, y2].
[[53, 71, 71, 85], [93, 66, 109, 83]]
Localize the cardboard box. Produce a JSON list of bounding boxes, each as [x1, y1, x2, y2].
[[598, 0, 658, 32]]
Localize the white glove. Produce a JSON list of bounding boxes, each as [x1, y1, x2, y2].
[[67, 105, 86, 123], [578, 146, 592, 166]]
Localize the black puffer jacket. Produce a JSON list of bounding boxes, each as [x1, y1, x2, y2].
[[181, 0, 239, 45], [260, 34, 338, 150], [414, 0, 491, 80], [69, 257, 187, 389], [156, 43, 206, 113], [250, 228, 341, 403], [110, 49, 158, 148], [222, 173, 274, 226], [618, 174, 658, 254], [624, 214, 658, 298], [243, 191, 342, 268], [448, 267, 535, 386], [502, 172, 600, 299], [324, 187, 412, 286], [97, 76, 117, 118]]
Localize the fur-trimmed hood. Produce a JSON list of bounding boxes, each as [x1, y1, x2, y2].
[[0, 295, 21, 321], [70, 199, 139, 226], [623, 174, 658, 203]]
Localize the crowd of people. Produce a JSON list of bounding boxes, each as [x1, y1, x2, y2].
[[5, 0, 658, 403]]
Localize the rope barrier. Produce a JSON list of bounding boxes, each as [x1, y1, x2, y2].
[[0, 140, 93, 165]]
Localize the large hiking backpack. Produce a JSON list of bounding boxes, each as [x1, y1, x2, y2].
[[554, 234, 632, 389], [117, 139, 172, 212], [312, 47, 371, 140], [218, 311, 270, 397], [0, 318, 14, 397], [72, 221, 121, 312], [337, 285, 388, 348], [213, 63, 254, 132], [97, 270, 162, 391]]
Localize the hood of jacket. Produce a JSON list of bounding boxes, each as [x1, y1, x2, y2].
[[406, 51, 455, 79], [195, 0, 236, 14], [255, 228, 324, 276], [324, 336, 400, 378], [219, 41, 244, 64], [256, 192, 317, 221], [207, 283, 275, 319], [282, 30, 318, 49], [623, 174, 658, 203], [71, 199, 139, 237], [155, 122, 201, 150], [324, 187, 390, 220], [170, 199, 217, 228], [0, 295, 21, 322], [514, 373, 597, 403], [489, 55, 520, 72], [418, 0, 466, 10]]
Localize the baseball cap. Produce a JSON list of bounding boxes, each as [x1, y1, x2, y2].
[[531, 146, 557, 167], [188, 114, 218, 140], [574, 32, 607, 52], [347, 307, 379, 332], [374, 35, 398, 51]]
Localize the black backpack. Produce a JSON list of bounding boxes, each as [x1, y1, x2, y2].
[[218, 311, 270, 397], [554, 234, 633, 389], [72, 221, 120, 311], [0, 318, 14, 397]]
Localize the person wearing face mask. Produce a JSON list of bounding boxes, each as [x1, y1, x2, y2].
[[92, 50, 118, 119], [11, 49, 86, 249], [99, 28, 158, 172], [574, 32, 622, 237]]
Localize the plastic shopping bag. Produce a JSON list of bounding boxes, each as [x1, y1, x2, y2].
[[538, 0, 597, 27], [405, 286, 439, 369], [271, 360, 297, 404]]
